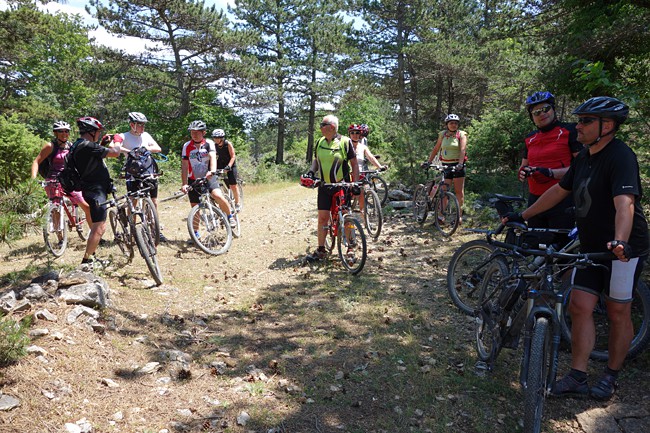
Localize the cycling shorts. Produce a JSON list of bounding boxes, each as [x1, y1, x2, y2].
[[126, 178, 158, 198], [442, 162, 465, 179], [222, 165, 238, 186], [187, 177, 220, 205], [82, 185, 110, 223], [317, 185, 343, 211], [45, 183, 85, 206], [570, 256, 646, 303]]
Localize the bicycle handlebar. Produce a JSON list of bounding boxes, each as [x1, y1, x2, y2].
[[99, 183, 154, 208]]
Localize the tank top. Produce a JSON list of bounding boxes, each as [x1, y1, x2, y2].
[[47, 141, 71, 180]]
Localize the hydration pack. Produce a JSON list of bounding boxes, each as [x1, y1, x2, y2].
[[124, 147, 158, 178], [57, 139, 96, 194]]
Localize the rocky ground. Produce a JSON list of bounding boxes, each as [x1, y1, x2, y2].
[[0, 182, 648, 433]]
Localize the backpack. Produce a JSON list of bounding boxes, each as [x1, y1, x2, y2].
[[124, 147, 159, 178], [57, 139, 97, 194], [37, 141, 61, 178]]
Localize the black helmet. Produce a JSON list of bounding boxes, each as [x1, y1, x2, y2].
[[572, 96, 629, 125], [525, 91, 555, 110], [128, 112, 148, 123]]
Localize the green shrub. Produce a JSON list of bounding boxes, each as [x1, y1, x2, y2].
[[0, 315, 31, 366]]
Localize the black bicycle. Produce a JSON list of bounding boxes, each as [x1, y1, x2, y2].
[[412, 163, 460, 236], [360, 159, 388, 206]]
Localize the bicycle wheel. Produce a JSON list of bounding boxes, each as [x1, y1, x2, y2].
[[140, 197, 160, 246], [72, 204, 89, 241], [363, 189, 383, 240], [560, 280, 650, 361], [187, 203, 232, 255], [447, 240, 496, 315], [230, 209, 241, 238], [412, 184, 429, 223], [475, 256, 510, 362], [132, 213, 163, 285], [236, 179, 244, 210], [43, 203, 67, 257], [524, 317, 551, 433], [434, 191, 460, 236], [368, 174, 388, 206], [109, 208, 134, 261], [324, 214, 336, 253], [337, 215, 367, 275]]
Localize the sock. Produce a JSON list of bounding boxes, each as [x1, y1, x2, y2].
[[604, 366, 620, 379], [317, 246, 326, 252], [568, 368, 587, 383]]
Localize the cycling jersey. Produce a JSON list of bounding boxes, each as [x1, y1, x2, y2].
[[314, 134, 354, 184], [181, 139, 215, 180], [438, 130, 467, 163], [522, 121, 581, 196], [119, 131, 159, 153], [354, 141, 369, 172], [215, 139, 235, 169]]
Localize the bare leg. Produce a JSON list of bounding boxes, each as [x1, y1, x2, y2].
[[568, 290, 599, 372], [317, 210, 330, 247], [230, 184, 240, 207], [83, 221, 106, 260], [605, 300, 633, 370]]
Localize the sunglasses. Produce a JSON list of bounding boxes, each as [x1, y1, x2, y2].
[[133, 122, 146, 126], [530, 105, 553, 117], [320, 122, 332, 128], [576, 117, 599, 125], [349, 131, 361, 134]]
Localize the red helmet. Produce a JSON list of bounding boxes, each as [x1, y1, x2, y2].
[[300, 174, 316, 188], [348, 123, 362, 134], [77, 116, 104, 133], [360, 124, 370, 137]]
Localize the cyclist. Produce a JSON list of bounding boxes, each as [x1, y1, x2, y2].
[[112, 112, 167, 242], [518, 91, 583, 244], [31, 121, 92, 231], [303, 115, 359, 261], [504, 97, 649, 401], [180, 121, 236, 228], [211, 128, 241, 212], [348, 123, 386, 214], [423, 113, 467, 223], [73, 117, 123, 265]]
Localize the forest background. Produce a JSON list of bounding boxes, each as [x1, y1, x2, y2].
[[1, 0, 649, 243]]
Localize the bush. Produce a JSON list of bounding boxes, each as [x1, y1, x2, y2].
[[0, 116, 43, 189], [0, 315, 31, 366], [0, 180, 47, 244]]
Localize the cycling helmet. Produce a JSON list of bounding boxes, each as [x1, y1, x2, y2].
[[525, 91, 555, 110], [77, 116, 104, 133], [348, 123, 362, 133], [300, 174, 316, 188], [572, 96, 629, 125], [52, 120, 71, 131], [188, 120, 207, 131], [211, 128, 225, 138], [444, 114, 460, 123], [128, 112, 148, 123], [360, 124, 370, 137]]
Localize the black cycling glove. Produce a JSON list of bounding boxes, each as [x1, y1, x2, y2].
[[609, 240, 632, 260], [503, 212, 525, 224], [535, 167, 553, 178]]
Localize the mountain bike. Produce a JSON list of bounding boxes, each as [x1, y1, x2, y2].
[[352, 173, 383, 240], [412, 163, 460, 236], [360, 161, 388, 206], [186, 174, 233, 256], [316, 180, 367, 275], [41, 180, 88, 257], [219, 172, 244, 212], [101, 183, 163, 285], [473, 228, 614, 433], [216, 170, 241, 238]]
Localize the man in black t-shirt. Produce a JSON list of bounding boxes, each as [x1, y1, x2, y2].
[[504, 97, 649, 401], [74, 117, 123, 265]]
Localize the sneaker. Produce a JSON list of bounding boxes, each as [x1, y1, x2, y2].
[[590, 373, 618, 401], [235, 203, 242, 213], [550, 374, 589, 398], [228, 216, 237, 228], [159, 232, 168, 243], [305, 248, 327, 262]]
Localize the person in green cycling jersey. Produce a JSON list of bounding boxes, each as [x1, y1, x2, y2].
[[303, 115, 359, 261]]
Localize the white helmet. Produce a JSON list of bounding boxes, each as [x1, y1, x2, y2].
[[52, 120, 71, 131], [188, 120, 207, 131], [211, 128, 225, 138], [444, 114, 460, 123], [128, 112, 148, 123]]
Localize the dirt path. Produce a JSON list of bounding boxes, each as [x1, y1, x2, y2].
[[0, 183, 648, 432]]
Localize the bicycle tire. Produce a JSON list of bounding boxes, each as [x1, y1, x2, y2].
[[133, 213, 163, 285], [187, 203, 232, 255], [337, 215, 367, 275], [434, 191, 460, 236], [230, 209, 241, 238], [237, 179, 244, 210], [363, 188, 383, 240], [140, 197, 160, 246], [475, 256, 510, 362], [72, 204, 89, 241], [109, 208, 134, 261], [447, 240, 496, 315], [523, 316, 550, 433], [368, 174, 388, 206], [43, 203, 67, 257], [412, 184, 429, 223], [324, 214, 336, 253], [560, 280, 650, 361]]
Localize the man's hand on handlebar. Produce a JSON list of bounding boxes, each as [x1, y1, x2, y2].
[[518, 166, 533, 182], [609, 240, 632, 262], [181, 184, 190, 194], [501, 211, 525, 224]]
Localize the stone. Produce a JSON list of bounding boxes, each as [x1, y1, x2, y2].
[[576, 407, 620, 433], [19, 283, 48, 301], [35, 309, 58, 322], [138, 362, 160, 374], [26, 345, 48, 356], [0, 291, 17, 313], [101, 378, 119, 388], [388, 190, 411, 201], [67, 305, 100, 324], [237, 411, 251, 426], [12, 299, 32, 312], [28, 328, 49, 338], [58, 281, 108, 308], [387, 200, 413, 209], [0, 394, 20, 411], [618, 416, 650, 433]]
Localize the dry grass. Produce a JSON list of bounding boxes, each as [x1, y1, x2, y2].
[[0, 182, 648, 433]]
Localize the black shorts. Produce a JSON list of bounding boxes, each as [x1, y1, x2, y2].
[[221, 165, 238, 186], [317, 185, 343, 211], [571, 256, 646, 302], [442, 162, 465, 179], [83, 184, 110, 223], [126, 178, 158, 198], [188, 177, 220, 204]]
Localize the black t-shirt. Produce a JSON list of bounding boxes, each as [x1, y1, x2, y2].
[[73, 138, 111, 188], [215, 140, 235, 169], [559, 138, 649, 256]]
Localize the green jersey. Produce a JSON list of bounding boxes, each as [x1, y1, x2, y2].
[[314, 135, 355, 183]]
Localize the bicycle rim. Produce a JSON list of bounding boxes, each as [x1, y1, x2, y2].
[[369, 174, 388, 206], [475, 257, 510, 362], [133, 214, 163, 285], [412, 184, 428, 223], [141, 197, 160, 246], [324, 215, 336, 253], [337, 216, 367, 275], [43, 204, 67, 257], [187, 203, 232, 255], [364, 189, 383, 240], [434, 191, 460, 236], [523, 317, 550, 433], [109, 208, 134, 261], [447, 240, 496, 315]]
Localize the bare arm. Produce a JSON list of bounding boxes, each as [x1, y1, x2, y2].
[[227, 142, 236, 166], [427, 136, 443, 163], [350, 157, 360, 182], [458, 133, 467, 164], [364, 148, 382, 169], [104, 143, 123, 158], [181, 160, 189, 187], [209, 151, 217, 172], [610, 194, 635, 261]]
